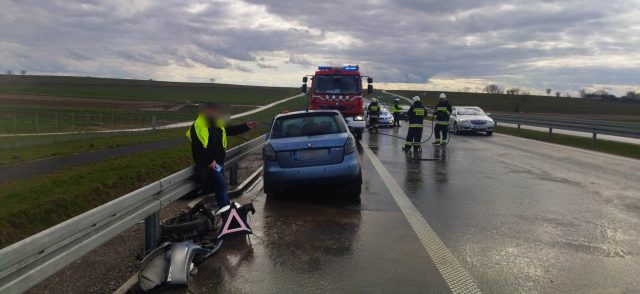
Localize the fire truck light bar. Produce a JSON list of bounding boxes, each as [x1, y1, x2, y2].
[[318, 65, 359, 71]]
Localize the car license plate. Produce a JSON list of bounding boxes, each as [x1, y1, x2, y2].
[[473, 126, 485, 130], [294, 149, 328, 160]]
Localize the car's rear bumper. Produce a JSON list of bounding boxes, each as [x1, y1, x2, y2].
[[263, 152, 360, 191]]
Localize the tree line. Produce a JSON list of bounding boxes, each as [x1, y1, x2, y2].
[[483, 84, 639, 101]]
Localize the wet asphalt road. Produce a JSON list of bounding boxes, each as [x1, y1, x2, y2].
[[164, 123, 640, 293]]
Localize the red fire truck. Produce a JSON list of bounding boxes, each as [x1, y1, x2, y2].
[[301, 65, 373, 140]]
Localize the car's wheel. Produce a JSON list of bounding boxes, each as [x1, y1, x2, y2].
[[348, 171, 363, 199], [486, 131, 493, 136]]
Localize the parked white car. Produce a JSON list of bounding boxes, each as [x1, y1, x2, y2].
[[449, 106, 495, 136]]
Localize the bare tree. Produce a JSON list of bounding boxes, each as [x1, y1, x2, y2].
[[579, 89, 587, 98], [5, 70, 12, 75], [484, 84, 502, 94], [20, 70, 26, 75], [555, 91, 561, 98], [506, 88, 520, 95], [546, 88, 552, 96], [566, 93, 572, 98]]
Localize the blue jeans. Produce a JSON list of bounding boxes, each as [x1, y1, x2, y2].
[[196, 166, 229, 208]]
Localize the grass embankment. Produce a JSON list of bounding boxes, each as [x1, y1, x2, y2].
[[0, 106, 197, 134], [386, 90, 640, 116], [0, 95, 307, 248], [496, 125, 640, 159], [0, 74, 298, 103], [0, 128, 185, 165]]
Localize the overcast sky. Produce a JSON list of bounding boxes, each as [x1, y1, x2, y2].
[[1, 0, 639, 95]]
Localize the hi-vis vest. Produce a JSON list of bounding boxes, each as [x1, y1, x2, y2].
[[186, 114, 227, 149], [391, 104, 402, 113], [369, 104, 380, 112]]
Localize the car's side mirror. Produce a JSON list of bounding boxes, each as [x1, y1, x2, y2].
[[367, 84, 373, 94], [301, 83, 307, 93], [486, 112, 492, 116]]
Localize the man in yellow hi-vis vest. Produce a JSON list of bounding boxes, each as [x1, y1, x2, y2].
[[391, 98, 402, 127], [186, 102, 257, 209]]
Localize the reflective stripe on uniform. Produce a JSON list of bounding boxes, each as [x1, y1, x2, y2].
[[413, 108, 425, 116], [435, 121, 449, 125], [405, 141, 413, 146], [409, 124, 424, 128]]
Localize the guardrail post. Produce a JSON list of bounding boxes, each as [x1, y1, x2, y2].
[[229, 164, 238, 186], [592, 133, 597, 146], [144, 212, 160, 252], [548, 127, 553, 137], [517, 124, 520, 131], [152, 115, 157, 131]]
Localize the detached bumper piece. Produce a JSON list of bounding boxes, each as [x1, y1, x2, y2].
[[138, 202, 255, 292]]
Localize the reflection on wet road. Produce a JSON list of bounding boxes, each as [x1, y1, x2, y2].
[[172, 124, 640, 293]]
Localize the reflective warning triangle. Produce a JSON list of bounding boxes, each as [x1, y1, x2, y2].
[[217, 207, 252, 239]]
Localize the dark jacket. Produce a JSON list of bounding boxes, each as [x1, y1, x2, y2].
[[434, 100, 452, 122], [190, 122, 249, 167], [407, 101, 427, 126]]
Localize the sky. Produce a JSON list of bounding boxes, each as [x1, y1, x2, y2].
[[1, 0, 639, 96]]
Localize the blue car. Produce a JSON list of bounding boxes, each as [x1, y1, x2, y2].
[[262, 110, 362, 198]]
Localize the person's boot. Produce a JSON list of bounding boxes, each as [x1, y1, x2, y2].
[[403, 145, 411, 152], [413, 145, 422, 152], [432, 139, 440, 145], [440, 140, 448, 146]]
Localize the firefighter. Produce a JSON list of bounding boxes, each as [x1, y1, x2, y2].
[[367, 97, 381, 132], [404, 96, 427, 151], [433, 93, 452, 146], [186, 102, 257, 209], [391, 98, 402, 127]]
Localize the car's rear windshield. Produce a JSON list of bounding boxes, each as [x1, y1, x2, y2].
[[271, 113, 347, 138], [457, 108, 485, 115]]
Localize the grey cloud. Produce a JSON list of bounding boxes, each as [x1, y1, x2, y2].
[[1, 0, 639, 94]]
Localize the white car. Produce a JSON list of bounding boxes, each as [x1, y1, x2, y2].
[[449, 106, 495, 136]]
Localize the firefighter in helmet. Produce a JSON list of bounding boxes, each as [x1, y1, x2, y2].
[[404, 96, 426, 151], [433, 93, 452, 146]]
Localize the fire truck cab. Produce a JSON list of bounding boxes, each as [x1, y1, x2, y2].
[[301, 65, 373, 140]]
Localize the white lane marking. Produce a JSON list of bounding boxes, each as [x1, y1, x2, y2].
[[361, 142, 481, 294]]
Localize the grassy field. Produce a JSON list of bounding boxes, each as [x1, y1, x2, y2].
[[0, 107, 196, 134], [0, 74, 298, 134], [0, 95, 307, 247], [386, 90, 640, 116], [0, 129, 185, 165], [0, 74, 298, 103], [496, 125, 640, 159]]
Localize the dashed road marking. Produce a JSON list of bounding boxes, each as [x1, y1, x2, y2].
[[362, 142, 481, 294]]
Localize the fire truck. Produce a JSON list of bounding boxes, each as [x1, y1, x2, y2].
[[301, 65, 373, 140]]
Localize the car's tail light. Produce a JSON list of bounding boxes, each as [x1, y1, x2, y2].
[[263, 143, 277, 161], [344, 136, 356, 154]]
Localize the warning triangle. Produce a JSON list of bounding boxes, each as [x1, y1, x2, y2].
[[217, 207, 252, 239]]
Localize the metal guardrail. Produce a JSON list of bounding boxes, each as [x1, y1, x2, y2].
[[0, 136, 265, 294], [491, 113, 640, 144]]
